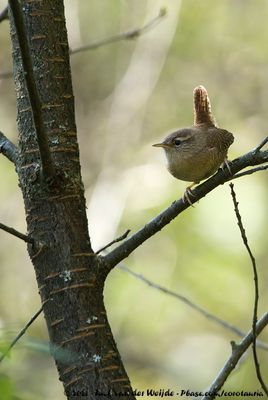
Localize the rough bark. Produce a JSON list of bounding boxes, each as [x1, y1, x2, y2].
[[9, 1, 133, 399], [7, 1, 268, 399]]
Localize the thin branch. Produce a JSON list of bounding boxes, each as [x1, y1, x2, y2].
[[230, 164, 268, 181], [230, 183, 268, 395], [3, 263, 268, 363], [0, 306, 43, 363], [1, 8, 166, 78], [119, 264, 268, 350], [0, 131, 18, 164], [9, 0, 55, 179], [253, 135, 268, 153], [96, 230, 131, 254], [103, 144, 268, 271], [202, 312, 268, 400], [0, 6, 8, 23], [70, 8, 167, 55], [0, 222, 34, 244]]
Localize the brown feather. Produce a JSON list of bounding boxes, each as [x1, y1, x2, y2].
[[193, 86, 216, 127]]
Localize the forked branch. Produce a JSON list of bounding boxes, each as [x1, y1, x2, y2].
[[230, 183, 268, 395], [103, 144, 268, 271], [1, 8, 167, 79], [202, 312, 268, 400]]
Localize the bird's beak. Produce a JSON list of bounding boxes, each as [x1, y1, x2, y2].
[[152, 143, 170, 148]]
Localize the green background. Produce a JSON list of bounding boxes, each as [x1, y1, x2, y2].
[[0, 1, 267, 399]]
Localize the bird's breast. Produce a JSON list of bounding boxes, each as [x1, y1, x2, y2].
[[165, 146, 226, 183]]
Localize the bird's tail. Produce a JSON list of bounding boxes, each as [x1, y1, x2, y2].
[[193, 85, 217, 127]]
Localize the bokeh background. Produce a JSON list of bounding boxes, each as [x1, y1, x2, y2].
[[0, 0, 267, 399]]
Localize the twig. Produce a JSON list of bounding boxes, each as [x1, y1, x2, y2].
[[0, 306, 43, 363], [230, 183, 268, 396], [0, 8, 166, 80], [0, 222, 34, 244], [96, 229, 131, 254], [0, 8, 167, 79], [3, 264, 268, 362], [0, 131, 18, 164], [0, 6, 8, 23], [230, 164, 268, 181], [0, 6, 166, 79], [253, 135, 268, 153], [202, 312, 268, 400], [119, 264, 268, 351], [2, 8, 165, 78], [70, 8, 167, 55], [9, 0, 55, 179], [103, 143, 268, 271]]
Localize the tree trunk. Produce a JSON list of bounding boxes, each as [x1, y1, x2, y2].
[[8, 1, 134, 399]]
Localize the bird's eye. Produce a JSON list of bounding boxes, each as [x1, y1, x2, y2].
[[174, 139, 182, 146]]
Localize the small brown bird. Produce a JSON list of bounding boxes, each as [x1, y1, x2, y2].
[[153, 86, 234, 203]]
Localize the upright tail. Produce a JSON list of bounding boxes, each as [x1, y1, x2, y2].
[[193, 85, 217, 127]]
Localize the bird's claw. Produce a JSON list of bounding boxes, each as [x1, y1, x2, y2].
[[221, 158, 232, 175], [183, 186, 196, 206]]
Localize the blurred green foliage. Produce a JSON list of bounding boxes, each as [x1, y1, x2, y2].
[[0, 1, 267, 399], [0, 374, 12, 400]]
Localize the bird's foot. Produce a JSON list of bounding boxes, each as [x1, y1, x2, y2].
[[183, 184, 196, 206], [221, 158, 232, 175]]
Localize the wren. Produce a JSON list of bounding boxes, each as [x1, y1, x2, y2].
[[153, 86, 234, 202]]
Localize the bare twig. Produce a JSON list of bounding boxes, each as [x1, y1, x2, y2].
[[253, 135, 268, 153], [1, 9, 167, 80], [1, 6, 164, 78], [0, 222, 34, 244], [230, 164, 268, 181], [96, 229, 131, 254], [0, 6, 8, 23], [3, 263, 268, 362], [103, 143, 268, 271], [70, 8, 167, 55], [202, 312, 268, 400], [9, 0, 55, 179], [2, 7, 165, 77], [0, 131, 18, 164], [0, 8, 167, 79], [119, 264, 268, 350], [230, 183, 268, 396], [0, 306, 43, 363]]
